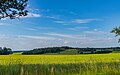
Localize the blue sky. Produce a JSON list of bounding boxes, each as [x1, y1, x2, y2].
[[0, 0, 120, 50]]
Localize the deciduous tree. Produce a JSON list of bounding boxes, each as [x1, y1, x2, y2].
[[0, 0, 28, 19], [111, 26, 120, 42]]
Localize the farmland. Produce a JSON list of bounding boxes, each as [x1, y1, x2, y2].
[[0, 53, 120, 75]]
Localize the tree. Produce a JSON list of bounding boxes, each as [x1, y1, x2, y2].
[[0, 0, 28, 19], [111, 26, 120, 42], [0, 47, 12, 55]]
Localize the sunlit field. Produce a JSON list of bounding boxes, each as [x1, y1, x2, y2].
[[0, 53, 120, 75]]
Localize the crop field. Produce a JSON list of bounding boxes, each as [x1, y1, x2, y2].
[[0, 53, 120, 75]]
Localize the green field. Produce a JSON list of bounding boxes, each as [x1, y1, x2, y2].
[[0, 53, 120, 75]]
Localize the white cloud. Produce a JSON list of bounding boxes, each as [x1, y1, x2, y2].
[[53, 20, 70, 25], [18, 35, 56, 40], [67, 26, 89, 31], [69, 11, 77, 15], [0, 23, 10, 26], [26, 28, 37, 31], [45, 16, 60, 20], [54, 19, 99, 25], [83, 30, 105, 34], [0, 30, 118, 50], [60, 10, 77, 15], [45, 33, 80, 39], [72, 19, 97, 24], [94, 29, 98, 31], [26, 27, 53, 31], [108, 38, 113, 40], [54, 21, 65, 24], [21, 13, 42, 18]]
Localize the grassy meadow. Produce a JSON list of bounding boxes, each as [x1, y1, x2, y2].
[[0, 53, 120, 75]]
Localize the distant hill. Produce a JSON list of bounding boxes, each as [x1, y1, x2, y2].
[[21, 46, 120, 55]]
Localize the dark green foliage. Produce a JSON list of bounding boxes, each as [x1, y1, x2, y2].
[[111, 26, 120, 42], [0, 47, 12, 55], [95, 50, 112, 54], [77, 48, 113, 54], [22, 46, 72, 55], [0, 0, 28, 19], [111, 27, 120, 37], [22, 46, 115, 55], [78, 48, 96, 54]]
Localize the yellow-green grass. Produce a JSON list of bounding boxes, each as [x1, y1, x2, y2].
[[12, 52, 23, 55], [0, 53, 120, 65], [60, 49, 78, 54], [0, 53, 120, 75]]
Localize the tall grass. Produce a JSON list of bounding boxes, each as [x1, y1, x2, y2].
[[0, 53, 120, 75], [0, 62, 120, 75]]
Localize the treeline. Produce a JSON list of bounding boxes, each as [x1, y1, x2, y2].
[[22, 46, 119, 55], [22, 46, 73, 55], [0, 47, 12, 55], [77, 48, 112, 54]]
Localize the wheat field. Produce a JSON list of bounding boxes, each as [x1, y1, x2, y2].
[[0, 53, 120, 75]]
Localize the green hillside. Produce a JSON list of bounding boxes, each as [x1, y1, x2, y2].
[[12, 52, 23, 55], [60, 49, 78, 55]]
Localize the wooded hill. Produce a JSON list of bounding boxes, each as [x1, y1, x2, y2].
[[22, 46, 120, 55]]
